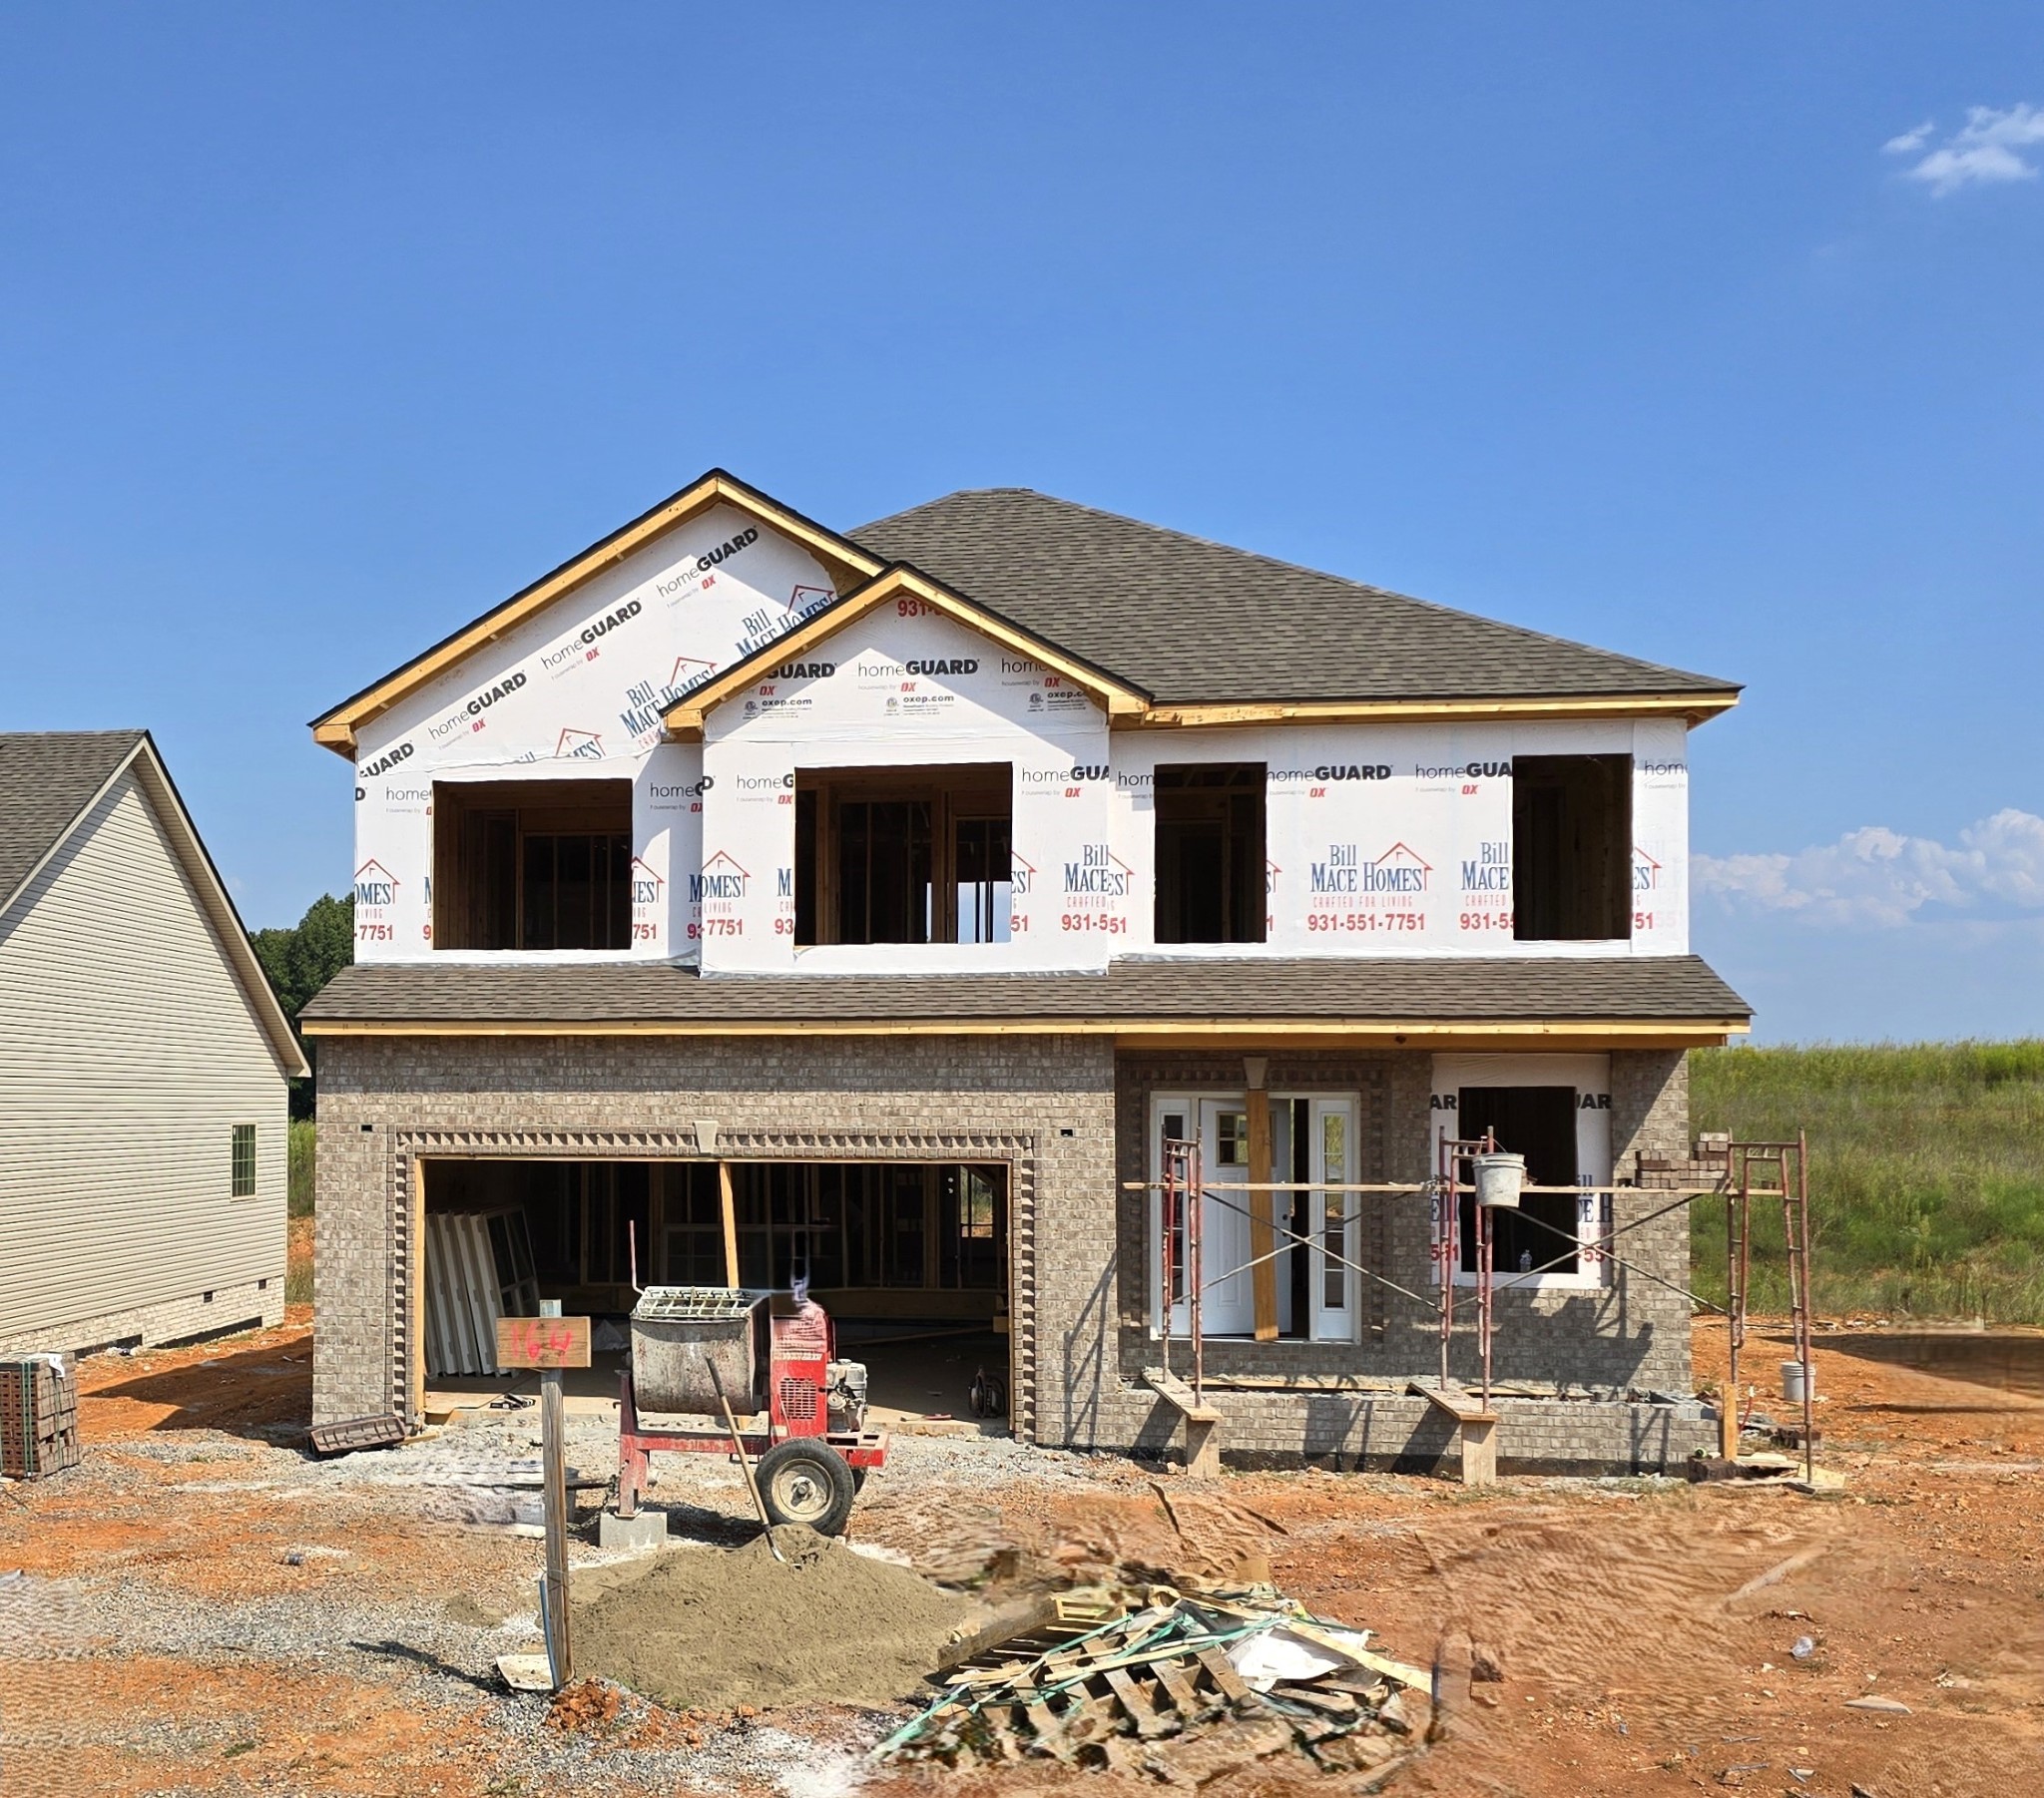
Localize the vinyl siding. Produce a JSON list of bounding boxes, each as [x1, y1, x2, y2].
[[0, 771, 287, 1338]]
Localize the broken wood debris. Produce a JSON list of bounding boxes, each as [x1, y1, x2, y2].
[[875, 1580, 1431, 1781]]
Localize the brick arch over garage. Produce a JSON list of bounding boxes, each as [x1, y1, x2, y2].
[[379, 1125, 1043, 1435]]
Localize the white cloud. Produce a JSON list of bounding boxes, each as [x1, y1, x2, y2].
[[1695, 809, 2044, 928], [1888, 104, 2044, 196]]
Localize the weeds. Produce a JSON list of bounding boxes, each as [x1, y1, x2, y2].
[[287, 1119, 316, 1218], [1690, 1042, 2044, 1323]]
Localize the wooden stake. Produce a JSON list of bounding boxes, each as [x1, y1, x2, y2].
[[719, 1160, 740, 1288], [538, 1299, 572, 1686]]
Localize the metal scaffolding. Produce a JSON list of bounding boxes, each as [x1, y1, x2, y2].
[[1129, 1125, 1817, 1476]]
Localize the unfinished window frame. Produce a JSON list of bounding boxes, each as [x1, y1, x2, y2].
[[793, 763, 1012, 948], [1146, 1090, 1359, 1344], [1430, 1053, 1613, 1294], [1511, 753, 1633, 944], [431, 777, 634, 953], [1152, 762, 1269, 946]]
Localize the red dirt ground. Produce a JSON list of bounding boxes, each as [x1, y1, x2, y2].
[[5, 1317, 2041, 1796]]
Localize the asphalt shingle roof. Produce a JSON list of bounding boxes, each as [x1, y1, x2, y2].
[[302, 954, 1748, 1027], [853, 488, 1738, 707], [0, 730, 146, 912]]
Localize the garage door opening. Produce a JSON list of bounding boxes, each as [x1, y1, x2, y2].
[[418, 1156, 1013, 1431]]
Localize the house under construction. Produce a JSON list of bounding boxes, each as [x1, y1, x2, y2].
[[299, 471, 1759, 1472]]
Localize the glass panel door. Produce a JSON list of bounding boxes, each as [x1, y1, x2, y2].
[[1308, 1098, 1357, 1341]]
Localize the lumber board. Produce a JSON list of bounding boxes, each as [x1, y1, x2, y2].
[[1406, 1378, 1497, 1424], [1141, 1366, 1222, 1424]]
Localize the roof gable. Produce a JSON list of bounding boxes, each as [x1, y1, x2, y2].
[[0, 730, 306, 1077], [853, 488, 1741, 714], [0, 730, 145, 909], [663, 563, 1147, 739], [312, 470, 883, 757]]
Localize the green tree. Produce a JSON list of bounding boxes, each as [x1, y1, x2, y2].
[[252, 893, 354, 1117]]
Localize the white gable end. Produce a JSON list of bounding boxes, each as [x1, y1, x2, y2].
[[699, 602, 1118, 974]]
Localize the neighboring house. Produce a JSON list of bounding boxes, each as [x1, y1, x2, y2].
[[0, 732, 306, 1355], [300, 471, 1751, 1471]]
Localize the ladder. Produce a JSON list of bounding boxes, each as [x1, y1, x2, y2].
[[1724, 1135, 1815, 1479]]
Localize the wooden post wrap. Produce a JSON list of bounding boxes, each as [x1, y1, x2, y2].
[[719, 1161, 740, 1288]]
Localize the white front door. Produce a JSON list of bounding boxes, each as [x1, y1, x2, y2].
[[1161, 1099, 1257, 1337]]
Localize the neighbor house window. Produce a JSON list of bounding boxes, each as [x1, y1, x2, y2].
[[794, 764, 1011, 946], [432, 779, 632, 951], [231, 1124, 256, 1197], [1154, 763, 1266, 944], [1512, 754, 1631, 942]]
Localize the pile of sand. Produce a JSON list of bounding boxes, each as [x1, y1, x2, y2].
[[573, 1527, 973, 1712]]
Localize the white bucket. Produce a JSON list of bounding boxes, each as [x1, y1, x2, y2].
[[1781, 1360, 1814, 1404], [1473, 1152, 1526, 1208]]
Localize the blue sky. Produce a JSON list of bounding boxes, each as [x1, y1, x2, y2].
[[1, 6, 2039, 1042]]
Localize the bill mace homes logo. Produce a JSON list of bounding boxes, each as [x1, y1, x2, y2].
[[555, 728, 604, 759], [1461, 840, 1510, 892], [630, 857, 664, 907], [1064, 843, 1132, 897], [353, 859, 399, 909], [620, 658, 721, 740], [1633, 848, 1661, 892], [1311, 842, 1431, 895], [690, 851, 750, 904]]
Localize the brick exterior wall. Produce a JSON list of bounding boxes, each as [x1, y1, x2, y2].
[[0, 1273, 282, 1358], [312, 1034, 1116, 1432], [314, 1035, 1699, 1472]]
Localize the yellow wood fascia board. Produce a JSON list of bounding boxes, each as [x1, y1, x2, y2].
[[302, 1015, 1747, 1046], [310, 476, 885, 757], [1123, 692, 1740, 730], [660, 566, 1148, 736]]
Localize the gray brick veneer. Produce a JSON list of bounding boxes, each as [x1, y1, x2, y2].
[[314, 1037, 1698, 1472]]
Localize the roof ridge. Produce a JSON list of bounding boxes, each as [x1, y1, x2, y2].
[[858, 488, 1729, 690]]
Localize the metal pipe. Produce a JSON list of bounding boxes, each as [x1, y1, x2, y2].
[[1189, 1136, 1205, 1404]]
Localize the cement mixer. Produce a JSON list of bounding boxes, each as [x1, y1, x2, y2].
[[615, 1286, 885, 1538]]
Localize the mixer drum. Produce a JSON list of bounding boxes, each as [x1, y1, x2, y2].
[[628, 1286, 769, 1415]]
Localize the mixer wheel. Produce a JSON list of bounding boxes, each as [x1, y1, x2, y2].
[[757, 1438, 856, 1536]]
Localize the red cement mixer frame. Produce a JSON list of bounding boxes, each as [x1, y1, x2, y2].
[[614, 1296, 886, 1519]]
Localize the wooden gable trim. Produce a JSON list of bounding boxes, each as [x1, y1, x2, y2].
[[309, 472, 884, 758], [1127, 692, 1740, 730], [660, 563, 1151, 740]]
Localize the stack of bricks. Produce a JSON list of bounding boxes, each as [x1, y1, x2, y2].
[[1633, 1130, 1731, 1192], [1, 1357, 80, 1479]]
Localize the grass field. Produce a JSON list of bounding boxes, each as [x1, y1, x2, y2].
[[1690, 1042, 2044, 1323], [286, 1119, 316, 1305]]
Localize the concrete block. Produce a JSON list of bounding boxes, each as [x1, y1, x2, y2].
[[598, 1507, 670, 1555]]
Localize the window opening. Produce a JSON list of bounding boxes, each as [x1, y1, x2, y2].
[[433, 779, 632, 951], [231, 1124, 256, 1197], [1154, 763, 1267, 943], [1456, 1086, 1580, 1275], [1512, 754, 1631, 942], [795, 764, 1011, 946]]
